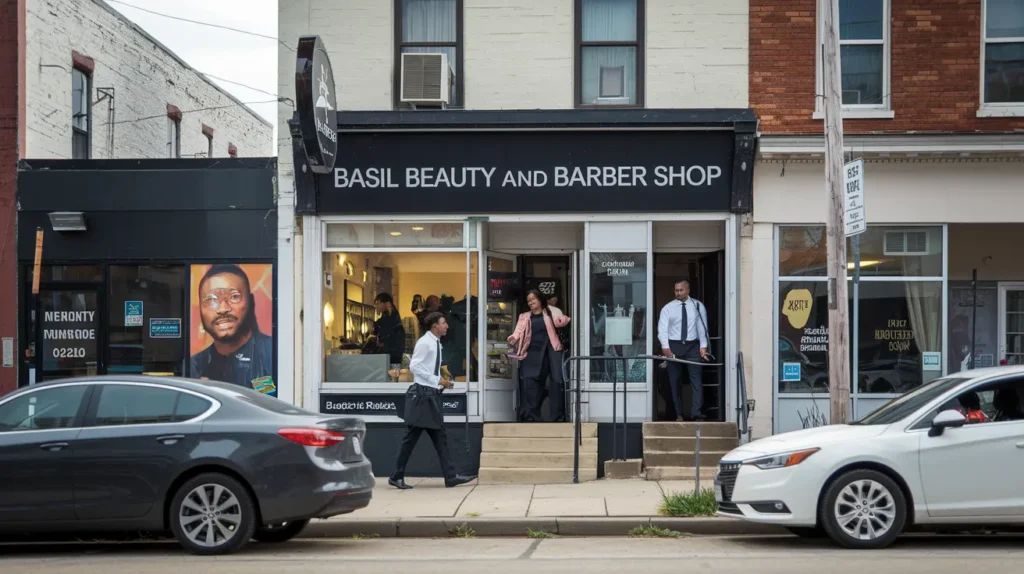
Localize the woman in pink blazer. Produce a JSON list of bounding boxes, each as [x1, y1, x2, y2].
[[507, 289, 571, 422]]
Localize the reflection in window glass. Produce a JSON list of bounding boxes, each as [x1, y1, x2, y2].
[[322, 251, 477, 383], [589, 253, 647, 383], [857, 281, 943, 394], [94, 385, 203, 426], [779, 226, 943, 278], [0, 386, 87, 431], [778, 281, 834, 393], [779, 226, 827, 277], [108, 266, 187, 376]]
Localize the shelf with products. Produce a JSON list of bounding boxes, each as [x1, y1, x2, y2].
[[486, 300, 516, 379]]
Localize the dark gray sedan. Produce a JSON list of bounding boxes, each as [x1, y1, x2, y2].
[[0, 376, 374, 555]]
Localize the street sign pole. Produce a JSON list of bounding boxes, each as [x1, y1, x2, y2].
[[844, 158, 865, 415]]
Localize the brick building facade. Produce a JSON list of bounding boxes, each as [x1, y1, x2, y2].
[[746, 0, 1024, 435]]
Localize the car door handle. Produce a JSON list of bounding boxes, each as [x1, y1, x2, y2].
[[156, 434, 186, 444], [1017, 442, 1024, 449], [39, 442, 68, 451]]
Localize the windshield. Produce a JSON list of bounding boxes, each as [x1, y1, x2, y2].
[[853, 376, 969, 425]]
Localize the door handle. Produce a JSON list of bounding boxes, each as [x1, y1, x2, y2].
[[1016, 442, 1024, 449], [39, 442, 68, 451], [157, 434, 186, 444]]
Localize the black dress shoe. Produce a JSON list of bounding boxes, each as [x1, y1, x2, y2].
[[389, 478, 413, 490], [445, 474, 477, 488]]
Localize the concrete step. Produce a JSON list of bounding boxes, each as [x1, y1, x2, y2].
[[642, 421, 738, 438], [483, 422, 597, 439], [479, 451, 598, 469], [481, 437, 598, 454], [478, 467, 598, 484], [643, 450, 730, 468], [643, 436, 738, 453], [644, 466, 721, 481]]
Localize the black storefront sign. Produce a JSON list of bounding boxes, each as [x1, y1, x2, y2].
[[311, 128, 740, 214], [488, 271, 521, 302], [295, 35, 338, 174], [320, 392, 468, 417]]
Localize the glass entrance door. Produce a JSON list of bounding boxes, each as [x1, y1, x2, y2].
[[483, 252, 519, 421], [35, 287, 102, 381], [998, 284, 1024, 366]]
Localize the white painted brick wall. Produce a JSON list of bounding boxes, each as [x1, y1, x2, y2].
[[464, 0, 573, 109], [646, 0, 749, 108], [25, 0, 272, 160]]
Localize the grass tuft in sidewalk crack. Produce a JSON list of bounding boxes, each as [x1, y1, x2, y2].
[[659, 488, 718, 517], [350, 533, 380, 540], [628, 525, 681, 538], [449, 523, 476, 538], [465, 511, 481, 517], [526, 528, 555, 539]]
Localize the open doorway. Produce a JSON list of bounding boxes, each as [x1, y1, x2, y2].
[[651, 251, 725, 422]]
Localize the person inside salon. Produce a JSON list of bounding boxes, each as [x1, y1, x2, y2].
[[369, 292, 405, 367], [657, 279, 710, 422]]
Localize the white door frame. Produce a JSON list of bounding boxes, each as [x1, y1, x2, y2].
[[998, 282, 1024, 365], [482, 251, 519, 422]]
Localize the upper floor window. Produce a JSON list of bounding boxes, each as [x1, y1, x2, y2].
[[167, 117, 180, 158], [72, 67, 91, 159], [395, 0, 462, 107], [575, 0, 645, 107], [816, 0, 892, 119], [203, 124, 214, 158], [983, 0, 1024, 106]]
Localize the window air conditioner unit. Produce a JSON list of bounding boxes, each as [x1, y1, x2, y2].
[[884, 230, 930, 256], [400, 53, 453, 107]]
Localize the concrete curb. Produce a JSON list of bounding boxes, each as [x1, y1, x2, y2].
[[301, 517, 787, 539]]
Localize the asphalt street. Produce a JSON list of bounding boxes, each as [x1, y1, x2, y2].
[[2, 534, 1022, 573]]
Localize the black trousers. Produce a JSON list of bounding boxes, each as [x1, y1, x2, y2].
[[521, 347, 565, 422], [668, 340, 704, 419], [390, 425, 455, 481]]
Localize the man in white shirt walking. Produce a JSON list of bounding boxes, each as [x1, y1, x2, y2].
[[389, 312, 477, 489], [657, 279, 710, 421]]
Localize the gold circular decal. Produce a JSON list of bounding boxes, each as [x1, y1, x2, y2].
[[782, 288, 813, 330]]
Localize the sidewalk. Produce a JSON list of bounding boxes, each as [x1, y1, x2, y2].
[[303, 478, 786, 538]]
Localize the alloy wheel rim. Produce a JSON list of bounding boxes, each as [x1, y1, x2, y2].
[[834, 479, 896, 541], [179, 483, 243, 548]]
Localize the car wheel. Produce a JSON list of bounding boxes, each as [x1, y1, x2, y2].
[[169, 473, 257, 555], [820, 469, 907, 550], [786, 526, 827, 539], [252, 519, 310, 543]]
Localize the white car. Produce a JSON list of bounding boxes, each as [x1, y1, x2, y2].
[[716, 365, 1024, 549]]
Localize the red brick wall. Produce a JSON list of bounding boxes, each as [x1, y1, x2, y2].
[[0, 0, 17, 394], [751, 0, 1024, 134]]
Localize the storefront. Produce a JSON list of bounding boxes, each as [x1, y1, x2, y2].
[[16, 159, 279, 395], [750, 135, 1024, 435], [291, 108, 756, 474]]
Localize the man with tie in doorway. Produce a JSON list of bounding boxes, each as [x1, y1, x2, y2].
[[389, 312, 477, 489], [657, 280, 710, 421]]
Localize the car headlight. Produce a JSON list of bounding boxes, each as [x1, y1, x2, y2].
[[744, 448, 820, 470]]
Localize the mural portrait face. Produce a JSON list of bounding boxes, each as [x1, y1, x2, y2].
[[199, 271, 252, 344]]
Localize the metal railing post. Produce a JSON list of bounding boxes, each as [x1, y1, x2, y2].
[[621, 357, 628, 461], [694, 422, 701, 495]]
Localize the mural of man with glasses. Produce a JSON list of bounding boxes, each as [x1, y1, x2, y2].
[[189, 264, 275, 395]]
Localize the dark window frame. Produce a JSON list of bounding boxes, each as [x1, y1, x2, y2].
[[574, 0, 646, 109], [393, 0, 464, 109], [72, 66, 92, 159]]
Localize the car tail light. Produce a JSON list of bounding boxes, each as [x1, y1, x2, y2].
[[278, 427, 346, 447]]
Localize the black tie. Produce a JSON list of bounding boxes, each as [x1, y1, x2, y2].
[[434, 340, 441, 377], [681, 299, 689, 343]]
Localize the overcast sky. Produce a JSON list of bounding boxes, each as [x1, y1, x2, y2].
[[104, 0, 280, 138]]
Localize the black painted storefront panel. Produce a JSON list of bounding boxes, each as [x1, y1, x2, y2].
[[363, 423, 482, 478], [16, 159, 277, 261], [320, 392, 468, 417]]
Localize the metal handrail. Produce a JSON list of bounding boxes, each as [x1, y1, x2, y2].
[[561, 354, 724, 483], [736, 351, 750, 442]]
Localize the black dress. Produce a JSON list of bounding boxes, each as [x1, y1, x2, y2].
[[520, 312, 566, 422]]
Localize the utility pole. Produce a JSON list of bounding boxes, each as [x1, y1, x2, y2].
[[821, 0, 851, 424]]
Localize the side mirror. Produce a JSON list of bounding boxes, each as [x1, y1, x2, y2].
[[928, 409, 967, 437]]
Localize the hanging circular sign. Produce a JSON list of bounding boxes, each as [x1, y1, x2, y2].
[[295, 35, 338, 174]]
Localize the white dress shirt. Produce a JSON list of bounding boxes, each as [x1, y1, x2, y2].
[[657, 298, 709, 350], [409, 331, 443, 388]]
